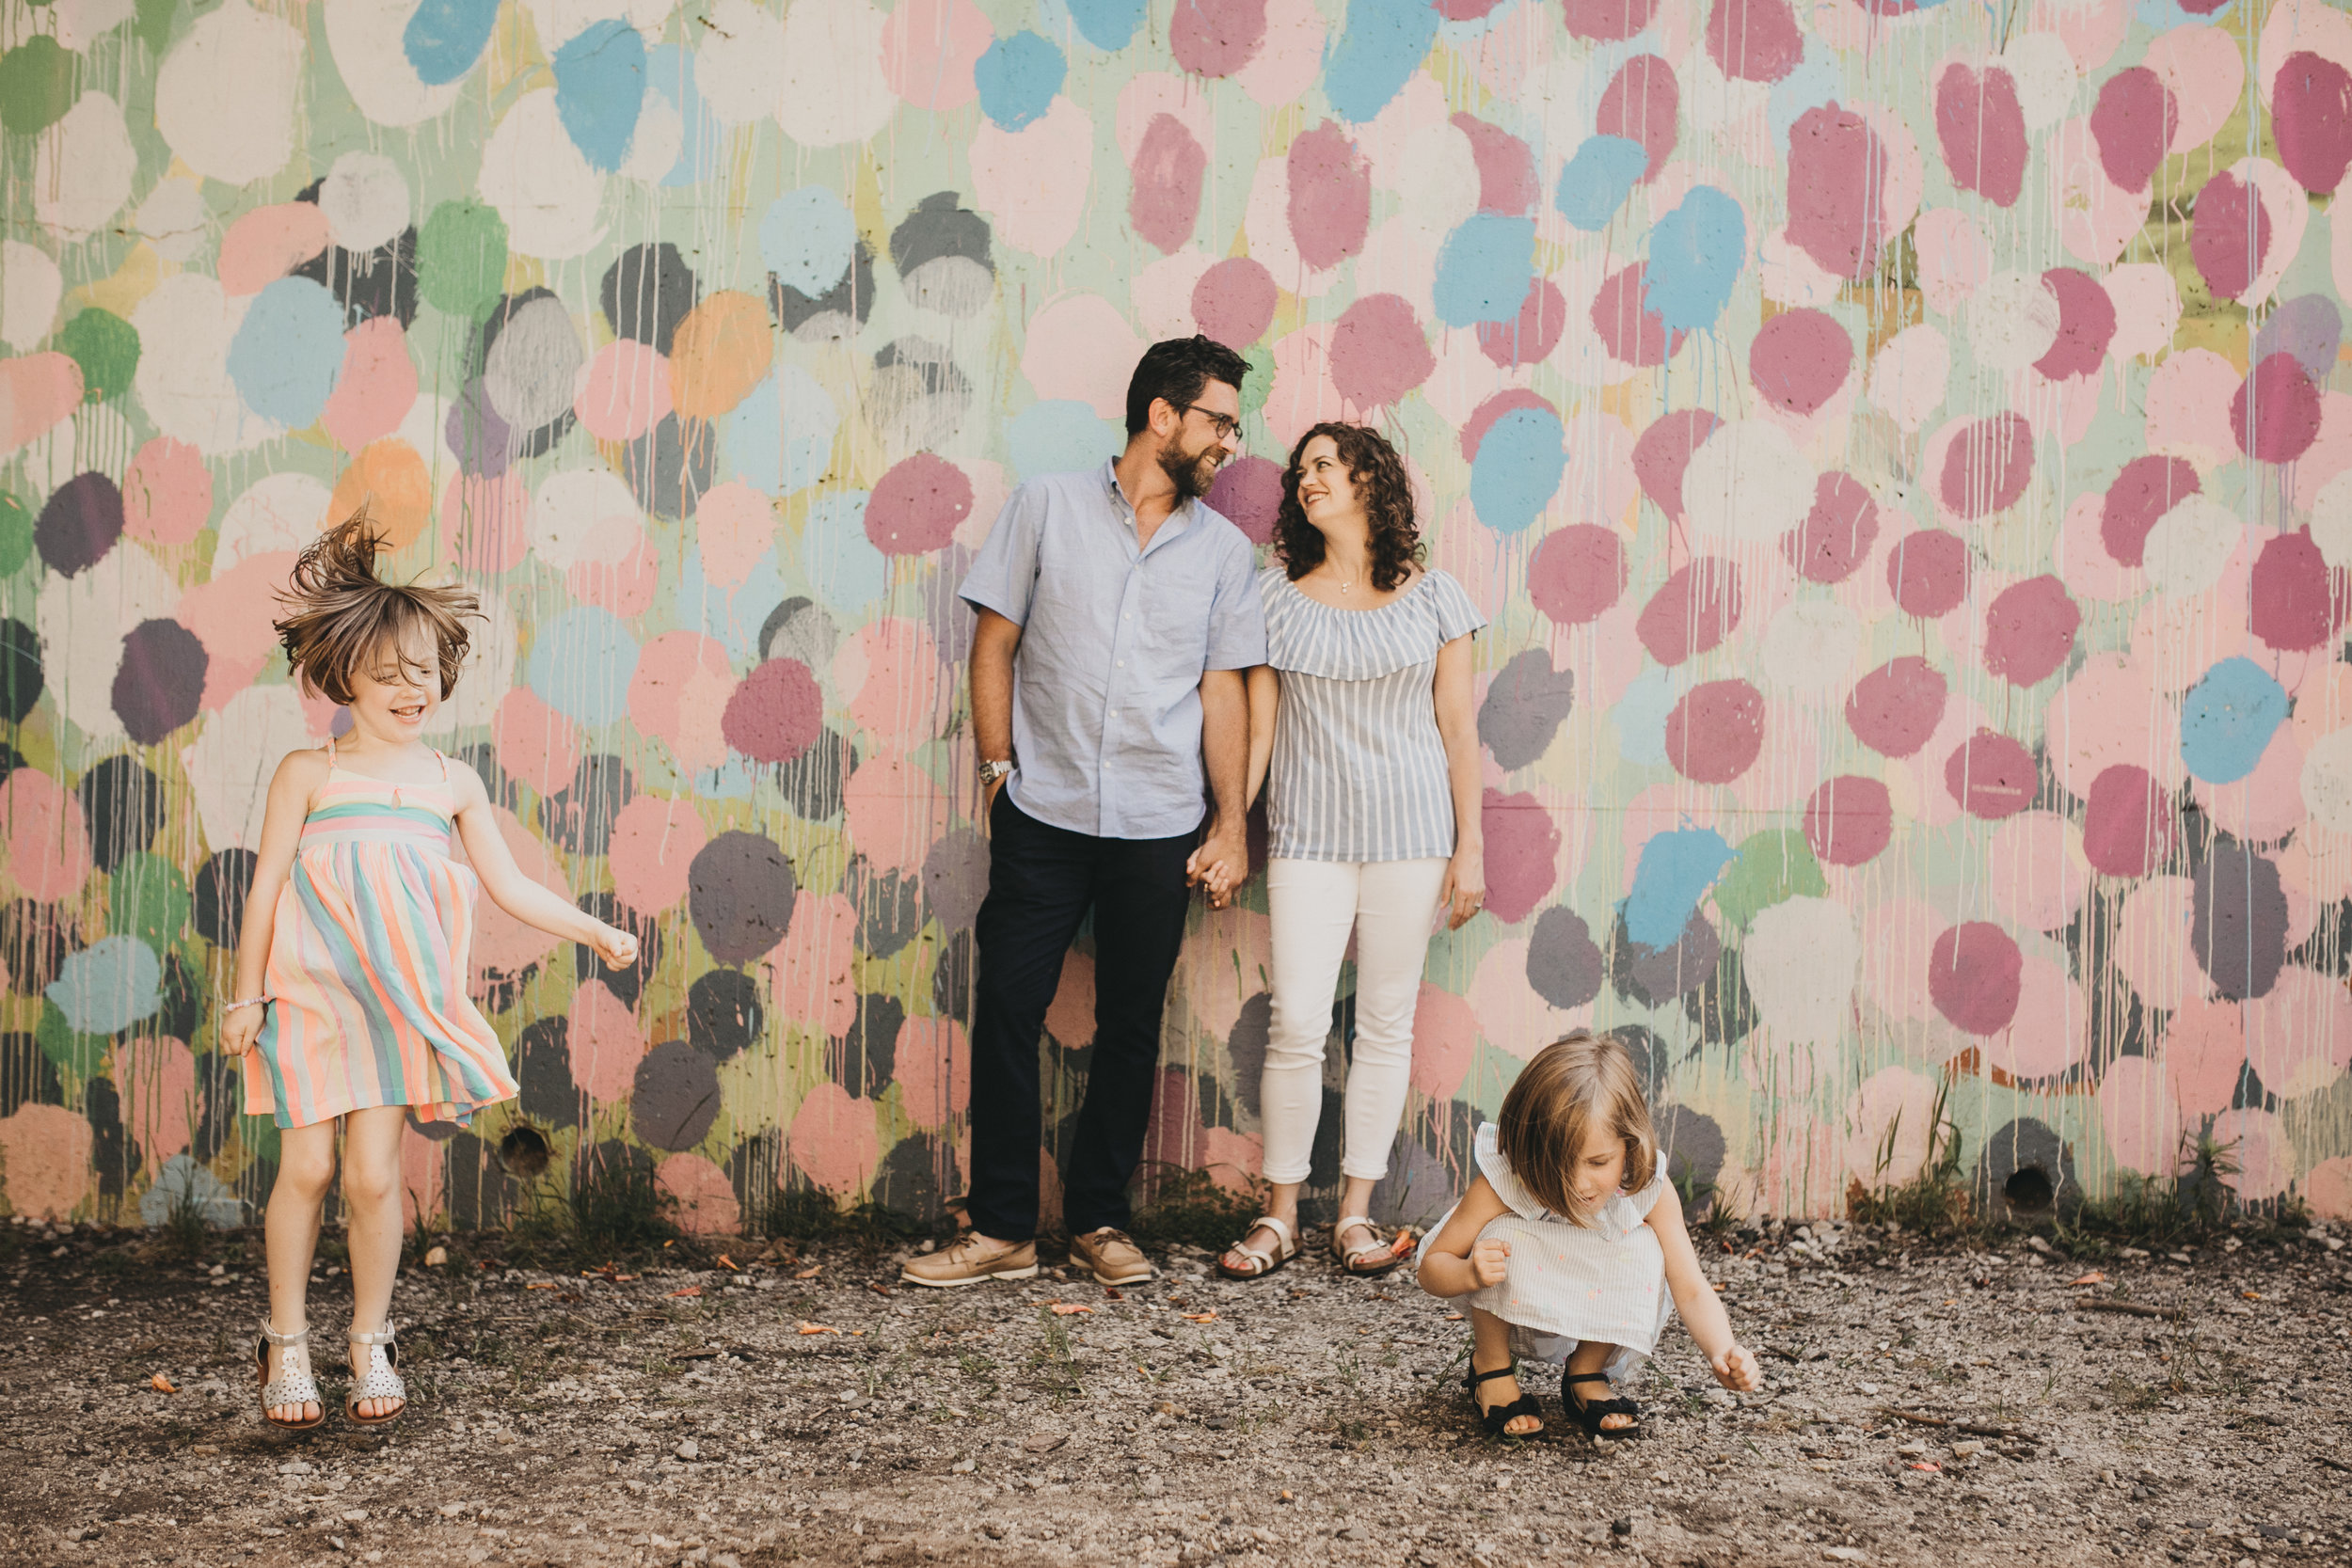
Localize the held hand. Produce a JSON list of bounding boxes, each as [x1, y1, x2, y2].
[[1438, 847, 1486, 930], [219, 1006, 265, 1058], [594, 924, 640, 969], [1712, 1341, 1760, 1392], [1470, 1235, 1511, 1289], [1188, 825, 1249, 909]]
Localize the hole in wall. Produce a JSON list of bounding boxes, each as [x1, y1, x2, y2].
[[497, 1125, 551, 1180], [2003, 1164, 2054, 1212]]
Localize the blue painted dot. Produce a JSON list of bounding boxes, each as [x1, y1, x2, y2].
[[403, 0, 502, 87], [46, 934, 161, 1037], [1053, 0, 1147, 51], [1008, 399, 1120, 480], [1625, 828, 1735, 950], [1469, 406, 1566, 534], [797, 492, 890, 612], [226, 277, 346, 430], [975, 31, 1065, 131], [1433, 214, 1536, 328], [1555, 136, 1648, 232], [2180, 656, 2288, 784], [526, 606, 643, 730], [675, 546, 789, 661], [1613, 667, 1675, 768], [1646, 185, 1747, 334], [760, 187, 858, 297], [1324, 0, 1442, 124], [645, 44, 717, 187], [552, 19, 645, 173], [723, 368, 839, 497]]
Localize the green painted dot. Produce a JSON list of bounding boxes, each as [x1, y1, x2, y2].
[[417, 200, 510, 317], [111, 851, 191, 955], [1712, 829, 1828, 931], [0, 37, 75, 136], [36, 1000, 109, 1082], [0, 493, 33, 578], [59, 308, 139, 404], [1240, 343, 1274, 420]]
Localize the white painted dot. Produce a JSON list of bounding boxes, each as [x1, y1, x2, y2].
[[0, 240, 62, 352], [320, 151, 411, 253], [1997, 32, 2077, 132], [694, 0, 784, 127], [2302, 728, 2352, 835], [2140, 494, 2241, 599], [1761, 599, 1862, 697], [2312, 467, 2352, 571], [1968, 269, 2061, 372], [154, 1, 303, 186], [1681, 419, 1815, 545]]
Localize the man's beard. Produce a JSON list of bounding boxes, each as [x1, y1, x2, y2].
[[1157, 436, 1223, 501]]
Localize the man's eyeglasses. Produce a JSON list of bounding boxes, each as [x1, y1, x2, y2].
[[1170, 402, 1242, 444]]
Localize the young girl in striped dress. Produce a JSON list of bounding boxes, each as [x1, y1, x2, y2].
[[219, 515, 640, 1430], [1416, 1032, 1759, 1439]]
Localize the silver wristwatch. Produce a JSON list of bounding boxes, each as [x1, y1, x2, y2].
[[977, 757, 1014, 786]]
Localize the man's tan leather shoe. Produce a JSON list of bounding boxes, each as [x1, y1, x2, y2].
[[1068, 1227, 1154, 1286], [899, 1233, 1039, 1288]]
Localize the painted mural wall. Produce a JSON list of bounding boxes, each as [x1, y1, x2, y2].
[[2, 0, 2352, 1233]]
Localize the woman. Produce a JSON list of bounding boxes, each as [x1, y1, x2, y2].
[[1211, 421, 1486, 1281]]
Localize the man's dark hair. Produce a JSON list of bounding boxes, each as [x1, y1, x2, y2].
[[1125, 335, 1250, 436]]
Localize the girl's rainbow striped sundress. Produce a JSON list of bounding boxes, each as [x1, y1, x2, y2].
[[244, 743, 518, 1129]]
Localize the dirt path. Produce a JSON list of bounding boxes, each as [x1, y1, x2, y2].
[[4, 1216, 2347, 1568]]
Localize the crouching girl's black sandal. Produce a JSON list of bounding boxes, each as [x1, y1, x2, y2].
[[1466, 1360, 1545, 1438], [1563, 1370, 1643, 1437]]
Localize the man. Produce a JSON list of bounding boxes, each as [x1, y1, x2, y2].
[[904, 337, 1264, 1289]]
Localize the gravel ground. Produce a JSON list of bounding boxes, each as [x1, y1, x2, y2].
[[4, 1214, 2348, 1568]]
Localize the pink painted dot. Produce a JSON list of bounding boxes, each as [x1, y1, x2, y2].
[[574, 339, 673, 442], [1786, 104, 1889, 280], [722, 658, 824, 764], [2082, 764, 2174, 878], [1170, 0, 1268, 77], [121, 436, 211, 546], [1636, 557, 1741, 667], [1529, 523, 1626, 626], [1475, 277, 1567, 369], [1665, 679, 1765, 784], [1888, 529, 1971, 618], [0, 769, 90, 903], [1129, 113, 1207, 256], [2189, 170, 2269, 303], [1706, 0, 1802, 83], [493, 686, 584, 798], [1191, 257, 1279, 349], [2249, 528, 2346, 652], [1563, 0, 1657, 42], [1846, 657, 1948, 759], [2100, 454, 2198, 568], [2272, 50, 2352, 196], [2089, 66, 2177, 192], [608, 792, 707, 915], [1481, 786, 1562, 923], [866, 452, 973, 557], [1327, 293, 1435, 410], [1934, 62, 2027, 208], [2233, 352, 2323, 464], [1748, 308, 1851, 416], [1937, 412, 2034, 518], [1462, 389, 1556, 463], [1784, 471, 1879, 583], [1596, 53, 1678, 180], [2034, 268, 2117, 381], [1451, 112, 1538, 214], [1929, 921, 2023, 1036], [1944, 729, 2039, 820], [1287, 120, 1372, 271], [1632, 408, 1723, 521], [1206, 454, 1282, 546], [1590, 262, 1677, 368], [322, 317, 419, 452], [217, 202, 330, 295], [1982, 575, 2081, 687], [1804, 774, 1892, 866]]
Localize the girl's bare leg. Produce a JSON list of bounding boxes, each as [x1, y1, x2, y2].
[[262, 1120, 339, 1425], [1565, 1338, 1635, 1431], [341, 1106, 410, 1418], [1469, 1307, 1541, 1436]]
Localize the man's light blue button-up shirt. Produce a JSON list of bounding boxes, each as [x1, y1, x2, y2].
[[959, 462, 1268, 840]]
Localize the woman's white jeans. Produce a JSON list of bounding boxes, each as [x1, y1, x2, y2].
[[1260, 856, 1450, 1185]]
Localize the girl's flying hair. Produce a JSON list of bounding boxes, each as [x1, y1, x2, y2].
[[274, 512, 481, 707], [1496, 1030, 1659, 1227]]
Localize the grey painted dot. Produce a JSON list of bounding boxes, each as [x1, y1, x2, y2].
[[1612, 908, 1721, 1006], [601, 241, 698, 354], [779, 730, 856, 821], [872, 1129, 955, 1221], [632, 1040, 721, 1151], [1477, 647, 1576, 770], [1683, 944, 1757, 1046], [870, 336, 970, 451], [516, 1016, 582, 1129], [851, 860, 924, 958], [835, 992, 901, 1100], [688, 830, 797, 964], [482, 290, 583, 433], [1652, 1105, 1725, 1198], [445, 376, 513, 478], [1366, 1134, 1461, 1229], [1224, 990, 1273, 1119], [889, 191, 993, 278], [1526, 905, 1603, 1009], [1973, 1116, 2076, 1218], [687, 969, 764, 1063], [624, 411, 714, 520], [902, 256, 994, 318], [537, 752, 635, 856], [2192, 842, 2287, 1001], [770, 238, 873, 341], [1605, 1023, 1672, 1104], [920, 829, 991, 934], [77, 755, 165, 874], [757, 595, 842, 668]]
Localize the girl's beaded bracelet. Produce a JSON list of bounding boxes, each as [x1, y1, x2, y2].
[[220, 995, 274, 1014]]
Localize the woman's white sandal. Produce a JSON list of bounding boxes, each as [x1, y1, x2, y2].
[[1332, 1214, 1408, 1277], [344, 1325, 406, 1427], [255, 1321, 325, 1431], [1215, 1214, 1297, 1279]]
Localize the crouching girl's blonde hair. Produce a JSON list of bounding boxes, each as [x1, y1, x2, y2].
[[1495, 1030, 1658, 1227], [273, 512, 481, 705]]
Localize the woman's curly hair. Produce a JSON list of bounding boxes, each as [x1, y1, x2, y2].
[[274, 512, 482, 706], [1272, 421, 1422, 594]]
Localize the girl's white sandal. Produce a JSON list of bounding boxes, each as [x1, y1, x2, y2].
[[1215, 1213, 1297, 1279], [255, 1321, 325, 1431], [344, 1325, 406, 1427]]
